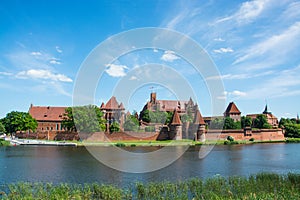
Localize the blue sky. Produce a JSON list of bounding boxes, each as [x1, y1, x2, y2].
[[0, 0, 300, 119]]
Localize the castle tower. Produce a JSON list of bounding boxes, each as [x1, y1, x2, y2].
[[193, 109, 206, 142], [169, 109, 182, 140]]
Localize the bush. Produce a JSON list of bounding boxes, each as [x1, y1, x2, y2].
[[249, 138, 255, 142], [227, 135, 234, 142], [145, 126, 155, 132], [115, 143, 125, 147]]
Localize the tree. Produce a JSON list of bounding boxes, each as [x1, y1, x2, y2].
[[181, 114, 193, 123], [209, 118, 224, 129], [124, 115, 139, 131], [284, 123, 300, 138], [0, 121, 6, 134], [140, 109, 169, 124], [253, 114, 272, 129], [109, 121, 120, 133], [223, 117, 241, 129], [2, 111, 37, 133], [241, 116, 252, 128], [62, 105, 106, 132]]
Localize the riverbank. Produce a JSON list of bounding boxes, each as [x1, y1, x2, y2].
[[3, 138, 300, 147], [1, 173, 299, 199]]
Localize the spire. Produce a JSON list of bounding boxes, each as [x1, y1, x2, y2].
[[170, 109, 182, 125], [194, 109, 205, 125], [297, 113, 299, 122]]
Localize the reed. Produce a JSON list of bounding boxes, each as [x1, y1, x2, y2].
[[1, 173, 299, 199]]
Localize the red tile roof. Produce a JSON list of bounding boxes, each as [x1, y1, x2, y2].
[[224, 102, 241, 114], [101, 96, 124, 110], [29, 105, 67, 122], [194, 110, 205, 125], [170, 109, 182, 125]]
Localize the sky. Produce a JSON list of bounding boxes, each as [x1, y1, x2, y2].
[[0, 0, 300, 119]]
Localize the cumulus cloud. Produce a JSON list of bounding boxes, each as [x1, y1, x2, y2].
[[213, 47, 234, 53], [16, 69, 72, 82], [161, 50, 180, 62], [105, 64, 128, 77]]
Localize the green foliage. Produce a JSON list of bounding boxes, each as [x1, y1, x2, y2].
[[109, 122, 120, 133], [223, 117, 241, 129], [249, 138, 255, 142], [145, 126, 155, 132], [0, 138, 10, 146], [0, 121, 6, 134], [115, 143, 125, 147], [124, 115, 139, 131], [209, 118, 224, 129], [2, 173, 300, 199], [227, 135, 234, 142], [140, 109, 169, 124], [241, 116, 252, 128], [62, 105, 106, 132], [180, 114, 193, 123], [284, 123, 300, 138], [253, 114, 272, 129], [2, 111, 37, 133]]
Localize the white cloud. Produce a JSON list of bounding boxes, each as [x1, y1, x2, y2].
[[230, 90, 247, 97], [161, 50, 180, 62], [105, 64, 128, 77], [55, 46, 63, 53], [214, 37, 225, 42], [129, 76, 138, 80], [213, 47, 234, 54], [16, 69, 72, 82], [206, 70, 274, 81], [30, 51, 42, 56], [0, 72, 13, 76], [153, 48, 158, 53], [215, 0, 271, 25], [50, 59, 61, 65], [234, 21, 300, 69]]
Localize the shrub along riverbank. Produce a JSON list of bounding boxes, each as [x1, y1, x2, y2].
[[1, 173, 299, 199]]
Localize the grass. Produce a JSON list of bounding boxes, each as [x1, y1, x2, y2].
[[0, 173, 299, 199], [0, 139, 10, 146]]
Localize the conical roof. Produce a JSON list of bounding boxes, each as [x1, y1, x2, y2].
[[104, 96, 119, 109], [194, 109, 205, 125], [224, 102, 241, 114], [170, 109, 182, 125]]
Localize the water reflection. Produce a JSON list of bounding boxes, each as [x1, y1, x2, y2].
[[0, 143, 299, 187]]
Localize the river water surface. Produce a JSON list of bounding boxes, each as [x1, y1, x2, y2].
[[0, 143, 299, 187]]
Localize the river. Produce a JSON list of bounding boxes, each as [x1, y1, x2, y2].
[[0, 143, 299, 187]]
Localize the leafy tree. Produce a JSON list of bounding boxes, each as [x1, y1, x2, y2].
[[253, 114, 272, 129], [62, 105, 106, 132], [284, 123, 300, 138], [165, 112, 173, 124], [209, 118, 224, 129], [223, 117, 241, 129], [140, 109, 169, 124], [2, 111, 37, 133], [109, 121, 120, 133], [124, 115, 139, 131], [241, 116, 252, 128], [0, 121, 6, 134], [181, 114, 193, 123]]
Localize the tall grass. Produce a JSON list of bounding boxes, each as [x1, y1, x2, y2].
[[1, 173, 299, 199]]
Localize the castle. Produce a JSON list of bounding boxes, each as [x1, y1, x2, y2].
[[27, 92, 282, 141]]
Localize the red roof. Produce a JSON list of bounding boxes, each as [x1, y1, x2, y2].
[[170, 109, 182, 125], [194, 110, 205, 125], [29, 105, 66, 122], [101, 96, 124, 110], [224, 102, 241, 114]]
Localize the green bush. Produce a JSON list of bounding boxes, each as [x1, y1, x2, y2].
[[115, 143, 125, 147], [145, 126, 155, 132], [227, 135, 234, 142], [249, 138, 255, 142]]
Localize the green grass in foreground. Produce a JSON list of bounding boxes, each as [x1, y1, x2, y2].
[[1, 173, 300, 199]]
